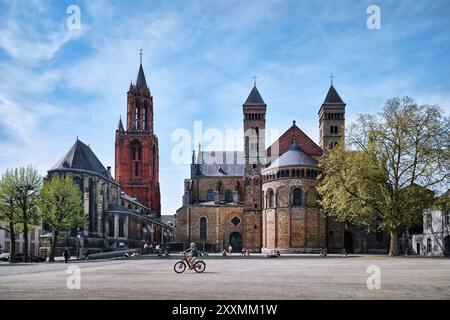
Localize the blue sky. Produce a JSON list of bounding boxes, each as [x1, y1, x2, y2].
[[0, 0, 449, 216]]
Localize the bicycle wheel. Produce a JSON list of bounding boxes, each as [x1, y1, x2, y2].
[[174, 261, 186, 273], [194, 260, 206, 273]]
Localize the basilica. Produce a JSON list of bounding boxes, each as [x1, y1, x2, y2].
[[175, 82, 388, 254]]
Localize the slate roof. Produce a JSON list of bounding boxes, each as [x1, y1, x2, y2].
[[323, 84, 344, 104], [117, 117, 124, 131], [136, 63, 148, 88], [197, 151, 244, 176], [264, 143, 317, 171], [266, 123, 323, 158], [244, 85, 265, 104], [51, 139, 109, 178]]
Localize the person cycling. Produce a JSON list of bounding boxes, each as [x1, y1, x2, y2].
[[184, 243, 199, 269]]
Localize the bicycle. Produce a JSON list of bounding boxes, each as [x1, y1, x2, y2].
[[173, 253, 206, 273]]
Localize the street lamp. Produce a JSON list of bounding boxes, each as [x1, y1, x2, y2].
[[77, 227, 81, 260]]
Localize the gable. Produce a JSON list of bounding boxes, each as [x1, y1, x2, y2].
[[266, 124, 322, 161]]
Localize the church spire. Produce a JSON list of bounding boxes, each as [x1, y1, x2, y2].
[[136, 49, 148, 89], [117, 115, 124, 132]]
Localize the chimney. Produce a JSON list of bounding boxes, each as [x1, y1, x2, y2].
[[107, 166, 112, 178]]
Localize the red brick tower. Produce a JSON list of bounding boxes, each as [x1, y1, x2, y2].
[[115, 61, 161, 216]]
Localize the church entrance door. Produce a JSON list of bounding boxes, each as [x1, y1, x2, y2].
[[444, 236, 450, 257], [344, 231, 353, 254], [229, 232, 242, 253]]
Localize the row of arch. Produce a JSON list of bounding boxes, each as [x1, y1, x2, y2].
[[244, 113, 264, 120], [265, 187, 318, 208], [263, 168, 319, 181], [133, 101, 149, 130], [130, 140, 157, 178]]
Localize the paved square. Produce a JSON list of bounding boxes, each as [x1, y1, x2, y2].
[[1, 255, 449, 300]]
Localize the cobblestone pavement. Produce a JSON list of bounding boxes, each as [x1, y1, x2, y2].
[[1, 255, 449, 299]]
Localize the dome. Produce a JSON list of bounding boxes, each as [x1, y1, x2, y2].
[[264, 143, 317, 171]]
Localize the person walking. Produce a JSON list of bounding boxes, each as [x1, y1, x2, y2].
[[228, 244, 232, 254], [63, 247, 70, 263]]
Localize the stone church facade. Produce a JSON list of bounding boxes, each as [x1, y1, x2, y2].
[[175, 83, 389, 253]]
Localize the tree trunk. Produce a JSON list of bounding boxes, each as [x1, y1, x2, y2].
[[23, 222, 29, 262], [49, 230, 59, 262], [389, 229, 398, 256], [9, 222, 16, 264]]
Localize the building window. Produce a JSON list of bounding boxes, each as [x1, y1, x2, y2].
[[131, 142, 142, 177], [268, 189, 276, 208], [200, 217, 207, 240], [207, 189, 215, 201], [134, 102, 140, 129], [231, 217, 241, 226], [109, 217, 114, 237], [225, 190, 233, 203], [293, 188, 303, 206], [426, 238, 432, 253], [119, 218, 125, 237], [446, 211, 450, 226], [330, 126, 338, 134], [143, 102, 147, 130]]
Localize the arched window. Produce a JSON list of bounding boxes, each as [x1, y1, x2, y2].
[[108, 216, 114, 237], [225, 190, 233, 203], [293, 188, 303, 206], [207, 189, 215, 201], [131, 141, 142, 177], [119, 218, 124, 237], [268, 189, 276, 208], [134, 101, 140, 129], [200, 217, 207, 240], [426, 238, 432, 253], [143, 102, 147, 130]]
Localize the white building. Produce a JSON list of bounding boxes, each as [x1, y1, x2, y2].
[[0, 222, 42, 256], [412, 199, 450, 257]]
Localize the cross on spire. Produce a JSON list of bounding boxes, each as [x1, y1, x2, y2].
[[139, 49, 143, 65], [251, 74, 258, 86], [329, 73, 335, 85]]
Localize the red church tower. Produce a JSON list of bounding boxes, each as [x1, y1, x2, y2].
[[115, 59, 161, 216]]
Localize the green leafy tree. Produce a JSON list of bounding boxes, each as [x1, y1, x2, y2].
[[9, 166, 42, 262], [0, 170, 20, 263], [319, 97, 449, 255], [40, 174, 85, 262]]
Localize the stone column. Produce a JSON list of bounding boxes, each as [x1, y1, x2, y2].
[[114, 214, 119, 238], [124, 216, 129, 238], [97, 216, 102, 237]]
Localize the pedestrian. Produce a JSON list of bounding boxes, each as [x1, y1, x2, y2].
[[63, 247, 70, 263], [144, 242, 149, 254], [222, 249, 227, 257], [149, 243, 154, 254], [228, 244, 232, 254]]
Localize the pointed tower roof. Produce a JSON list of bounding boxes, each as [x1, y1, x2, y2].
[[51, 139, 109, 178], [136, 63, 148, 89], [117, 116, 124, 132], [323, 84, 344, 104], [244, 85, 265, 105]]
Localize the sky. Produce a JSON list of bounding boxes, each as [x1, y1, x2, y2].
[[0, 0, 449, 216]]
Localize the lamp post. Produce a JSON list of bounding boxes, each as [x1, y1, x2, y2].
[[77, 227, 81, 260]]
